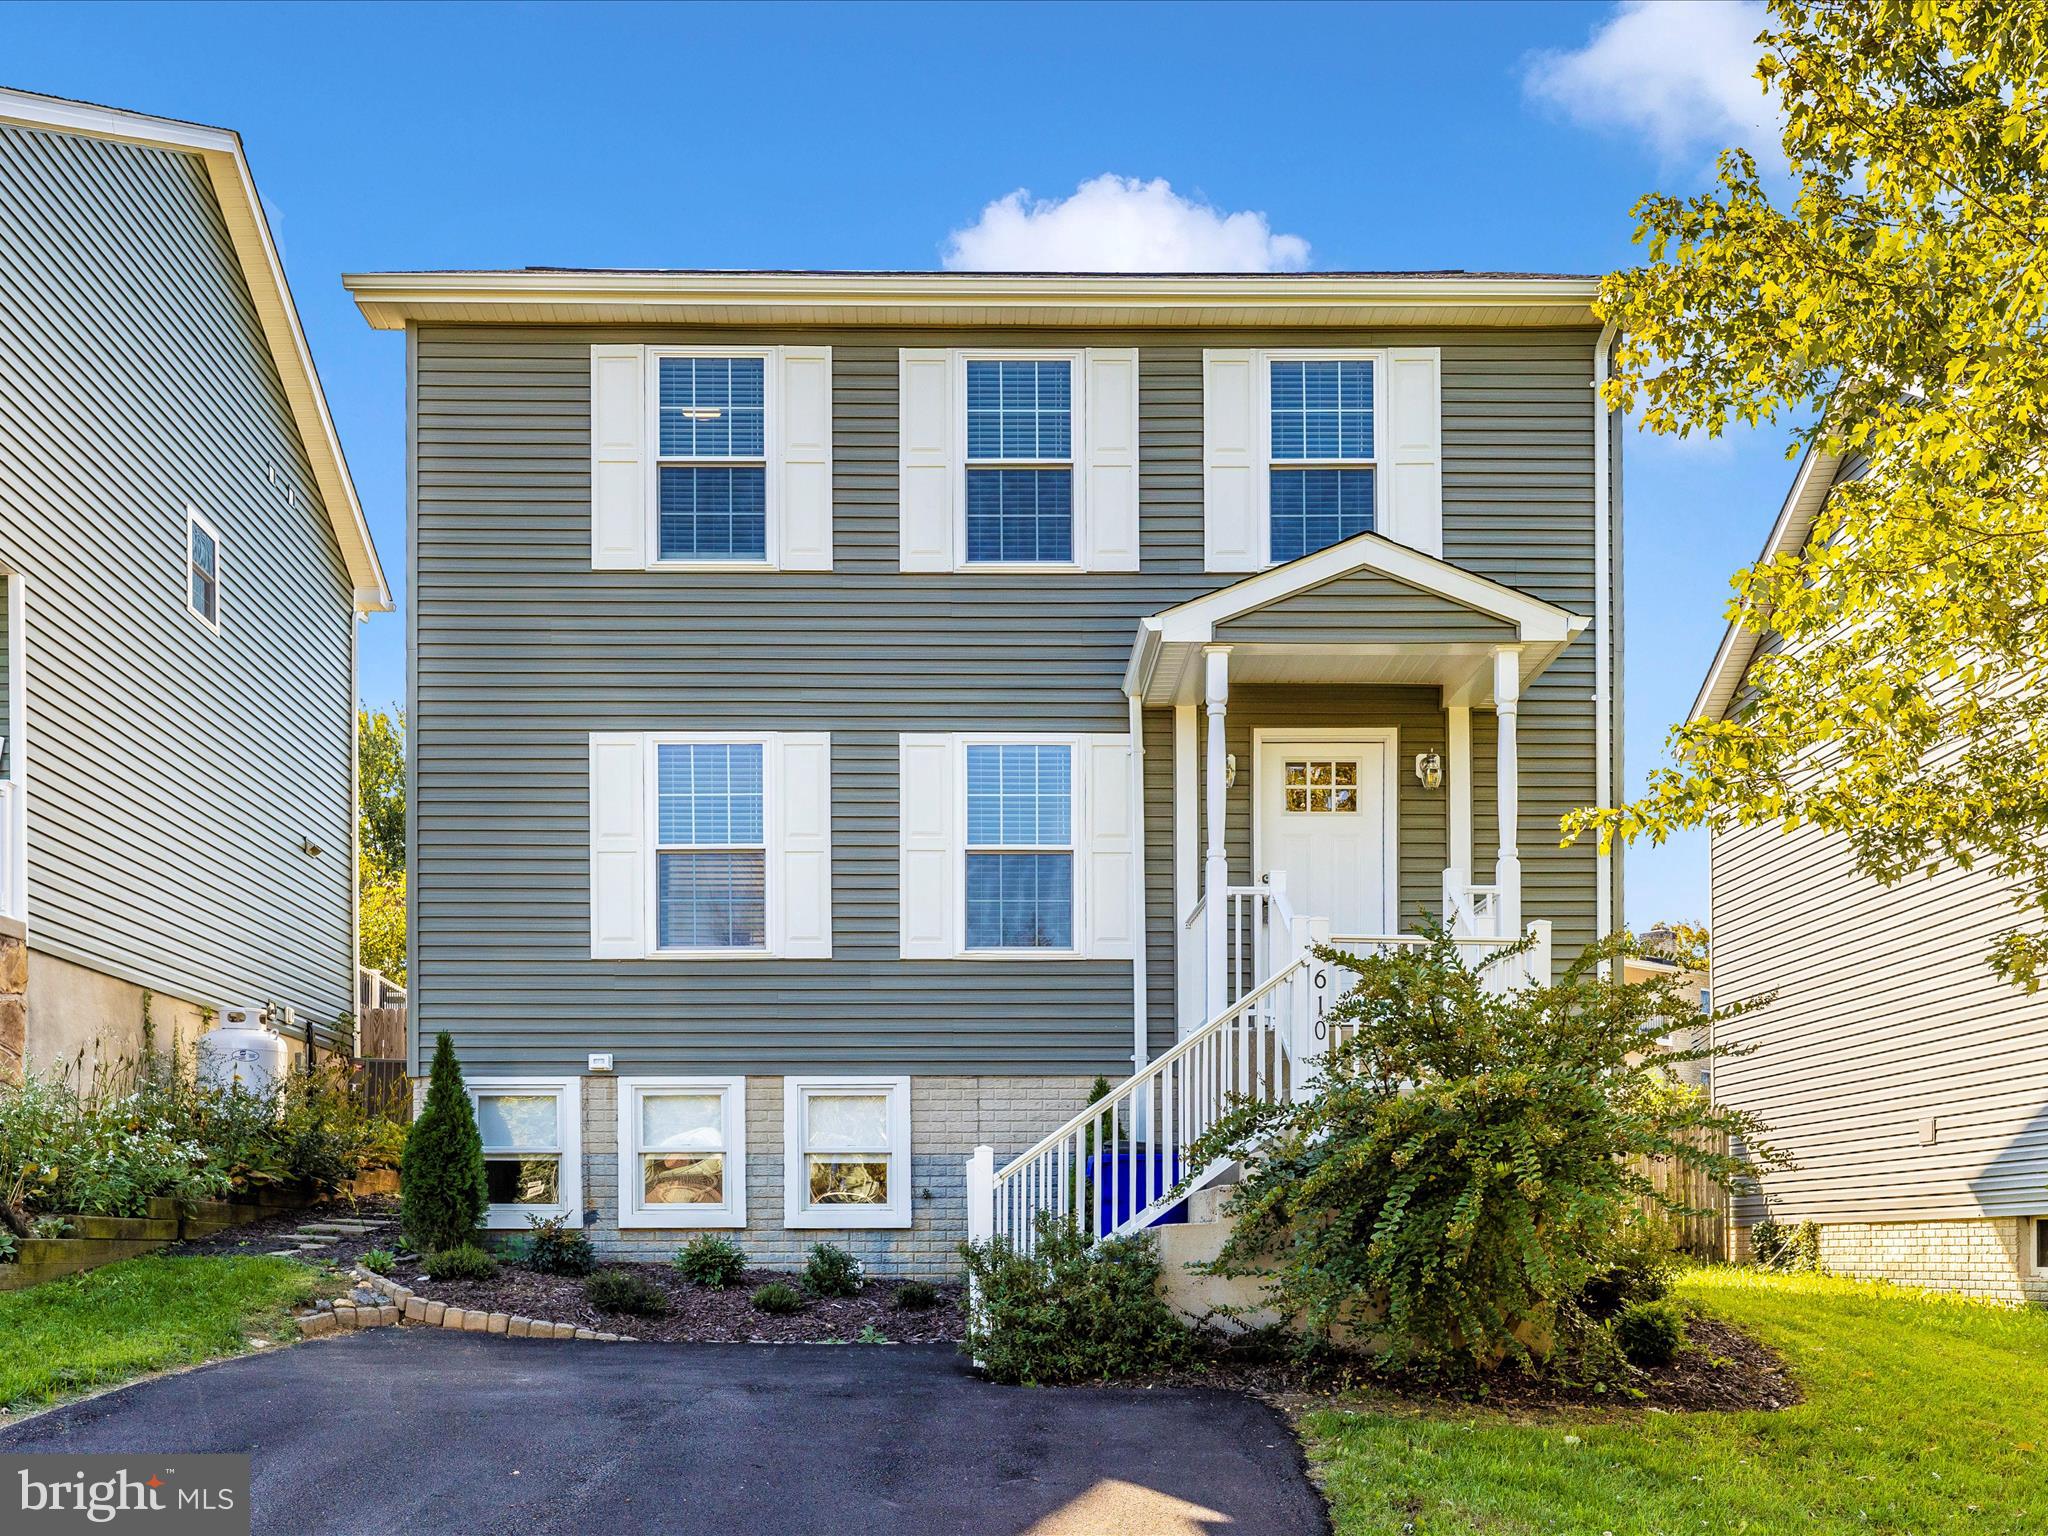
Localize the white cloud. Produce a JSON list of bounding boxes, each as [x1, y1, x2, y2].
[[1523, 0, 1780, 168], [942, 175, 1311, 273]]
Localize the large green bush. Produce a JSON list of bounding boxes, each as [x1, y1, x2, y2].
[[400, 1033, 488, 1252], [959, 1216, 1196, 1386], [1185, 930, 1780, 1372]]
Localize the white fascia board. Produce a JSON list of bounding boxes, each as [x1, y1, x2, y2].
[[1690, 446, 1842, 723], [1150, 531, 1584, 646]]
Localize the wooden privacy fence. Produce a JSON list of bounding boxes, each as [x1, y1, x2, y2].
[[355, 1003, 412, 1124], [1629, 1124, 1727, 1260]]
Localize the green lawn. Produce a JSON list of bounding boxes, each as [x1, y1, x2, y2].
[[0, 1255, 318, 1412], [1304, 1268, 2048, 1534]]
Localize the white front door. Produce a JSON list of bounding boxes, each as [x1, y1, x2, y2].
[[1254, 735, 1394, 936]]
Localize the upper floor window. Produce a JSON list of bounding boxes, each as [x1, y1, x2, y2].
[[1269, 358, 1376, 563], [186, 507, 221, 630], [965, 359, 1074, 564], [964, 741, 1074, 951], [656, 741, 767, 952], [657, 356, 768, 563]]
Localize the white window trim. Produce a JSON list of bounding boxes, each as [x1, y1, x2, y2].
[[956, 733, 1086, 960], [2033, 1216, 2048, 1275], [469, 1077, 583, 1231], [1248, 727, 1402, 933], [955, 348, 1086, 573], [783, 1075, 912, 1230], [617, 1076, 747, 1230], [185, 505, 223, 634], [1256, 348, 1387, 569], [644, 346, 780, 572], [644, 731, 780, 960]]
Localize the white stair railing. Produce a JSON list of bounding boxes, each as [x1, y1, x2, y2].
[[970, 898, 1332, 1257], [966, 905, 1555, 1258]]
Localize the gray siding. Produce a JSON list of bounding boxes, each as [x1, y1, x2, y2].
[[0, 124, 356, 1038], [1215, 570, 1517, 646], [1714, 815, 2048, 1224], [412, 326, 1608, 1076]]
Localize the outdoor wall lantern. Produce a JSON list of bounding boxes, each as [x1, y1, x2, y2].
[[1414, 750, 1444, 791]]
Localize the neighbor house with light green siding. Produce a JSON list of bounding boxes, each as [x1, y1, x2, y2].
[[0, 89, 389, 1079], [347, 268, 1620, 1273]]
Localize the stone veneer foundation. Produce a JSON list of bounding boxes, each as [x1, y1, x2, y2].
[[581, 1073, 1096, 1278], [1739, 1215, 2048, 1305]]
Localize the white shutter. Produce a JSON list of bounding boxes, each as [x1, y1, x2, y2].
[[776, 733, 833, 958], [1384, 348, 1443, 557], [1082, 348, 1140, 572], [778, 347, 834, 570], [1202, 349, 1261, 571], [1082, 735, 1137, 959], [898, 350, 956, 571], [590, 345, 648, 569], [590, 733, 649, 958], [898, 734, 958, 958]]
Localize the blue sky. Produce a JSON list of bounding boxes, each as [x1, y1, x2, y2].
[[1, 0, 1797, 929]]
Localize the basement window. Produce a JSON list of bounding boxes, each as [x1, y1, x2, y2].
[[469, 1079, 581, 1228]]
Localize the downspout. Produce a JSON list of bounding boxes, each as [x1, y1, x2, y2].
[[1128, 689, 1147, 1076], [1593, 322, 1617, 950]]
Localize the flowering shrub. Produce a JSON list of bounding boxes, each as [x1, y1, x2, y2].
[[0, 1053, 402, 1240]]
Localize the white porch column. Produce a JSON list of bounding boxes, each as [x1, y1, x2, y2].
[[1492, 647, 1523, 936], [1203, 646, 1231, 1019], [1445, 703, 1472, 924], [1173, 704, 1200, 1033]]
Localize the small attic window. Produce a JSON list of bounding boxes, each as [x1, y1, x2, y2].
[[187, 507, 221, 631]]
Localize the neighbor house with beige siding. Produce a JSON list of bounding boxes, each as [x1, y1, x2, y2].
[[347, 268, 1620, 1273], [0, 89, 388, 1079], [1699, 450, 2048, 1304]]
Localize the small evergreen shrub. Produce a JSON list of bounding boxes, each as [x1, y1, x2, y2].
[[586, 1268, 670, 1317], [359, 1247, 397, 1276], [523, 1214, 597, 1277], [893, 1280, 940, 1311], [959, 1216, 1196, 1386], [673, 1234, 748, 1288], [1615, 1298, 1689, 1368], [424, 1243, 498, 1281], [752, 1281, 804, 1315], [400, 1033, 488, 1252], [1578, 1242, 1672, 1317], [803, 1242, 864, 1297]]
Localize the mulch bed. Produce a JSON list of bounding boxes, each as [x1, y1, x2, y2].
[[412, 1263, 966, 1344], [1160, 1310, 1799, 1417]]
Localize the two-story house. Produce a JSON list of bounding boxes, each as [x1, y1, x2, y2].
[[0, 89, 388, 1080], [346, 269, 1620, 1272]]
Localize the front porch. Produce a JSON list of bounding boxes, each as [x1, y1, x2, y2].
[[1126, 531, 1588, 1039]]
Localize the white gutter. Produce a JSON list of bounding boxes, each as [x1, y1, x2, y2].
[[1128, 691, 1148, 1075], [1593, 323, 1617, 948]]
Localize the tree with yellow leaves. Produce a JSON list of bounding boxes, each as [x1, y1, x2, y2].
[[1567, 0, 2048, 984]]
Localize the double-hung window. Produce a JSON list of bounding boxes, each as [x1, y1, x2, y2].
[[470, 1079, 581, 1228], [618, 1077, 746, 1228], [655, 741, 767, 952], [784, 1076, 911, 1228], [656, 354, 768, 563], [965, 358, 1074, 565], [1268, 357, 1377, 562], [964, 742, 1074, 952], [186, 507, 221, 630]]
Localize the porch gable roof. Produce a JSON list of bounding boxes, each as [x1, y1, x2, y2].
[[1125, 531, 1587, 706]]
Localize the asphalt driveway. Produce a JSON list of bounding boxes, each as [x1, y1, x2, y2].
[[0, 1330, 1329, 1535]]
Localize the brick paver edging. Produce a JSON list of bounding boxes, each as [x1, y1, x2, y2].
[[292, 1266, 636, 1344]]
